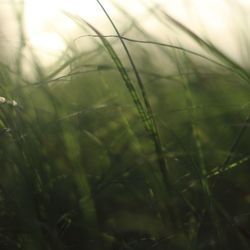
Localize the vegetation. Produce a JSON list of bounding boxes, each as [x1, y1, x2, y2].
[[0, 1, 250, 249]]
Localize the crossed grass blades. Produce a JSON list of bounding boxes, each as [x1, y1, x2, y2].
[[0, 1, 250, 249]]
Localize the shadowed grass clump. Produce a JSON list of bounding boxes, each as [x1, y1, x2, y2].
[[0, 1, 250, 249]]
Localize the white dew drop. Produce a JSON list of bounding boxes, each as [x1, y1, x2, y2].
[[0, 97, 6, 104], [12, 100, 18, 106]]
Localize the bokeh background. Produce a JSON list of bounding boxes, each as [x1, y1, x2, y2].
[[0, 1, 250, 249]]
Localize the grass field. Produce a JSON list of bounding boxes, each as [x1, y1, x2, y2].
[[0, 1, 250, 249]]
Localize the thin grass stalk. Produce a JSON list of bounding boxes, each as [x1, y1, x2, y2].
[[95, 0, 170, 189], [159, 10, 250, 82], [211, 113, 250, 190], [81, 34, 230, 70], [11, 0, 26, 85], [178, 63, 211, 198], [64, 11, 170, 185], [174, 52, 227, 247]]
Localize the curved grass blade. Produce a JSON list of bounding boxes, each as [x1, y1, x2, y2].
[[160, 11, 250, 81], [80, 34, 231, 70], [95, 0, 170, 187], [64, 10, 170, 190]]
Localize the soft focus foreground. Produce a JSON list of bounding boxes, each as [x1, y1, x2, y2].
[[0, 1, 250, 250]]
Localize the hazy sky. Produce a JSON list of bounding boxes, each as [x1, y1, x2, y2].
[[1, 0, 250, 65]]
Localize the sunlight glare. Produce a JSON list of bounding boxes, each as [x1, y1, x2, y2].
[[24, 0, 114, 63], [20, 0, 250, 66]]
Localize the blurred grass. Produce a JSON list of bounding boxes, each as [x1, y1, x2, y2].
[[1, 1, 250, 250]]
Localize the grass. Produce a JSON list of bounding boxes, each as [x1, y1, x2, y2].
[[0, 1, 250, 249]]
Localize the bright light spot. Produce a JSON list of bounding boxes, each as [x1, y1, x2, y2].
[[24, 0, 115, 64], [2, 0, 248, 66]]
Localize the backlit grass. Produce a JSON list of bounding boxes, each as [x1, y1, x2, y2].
[[0, 1, 250, 249]]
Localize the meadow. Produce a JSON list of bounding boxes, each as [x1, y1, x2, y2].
[[0, 1, 250, 249]]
